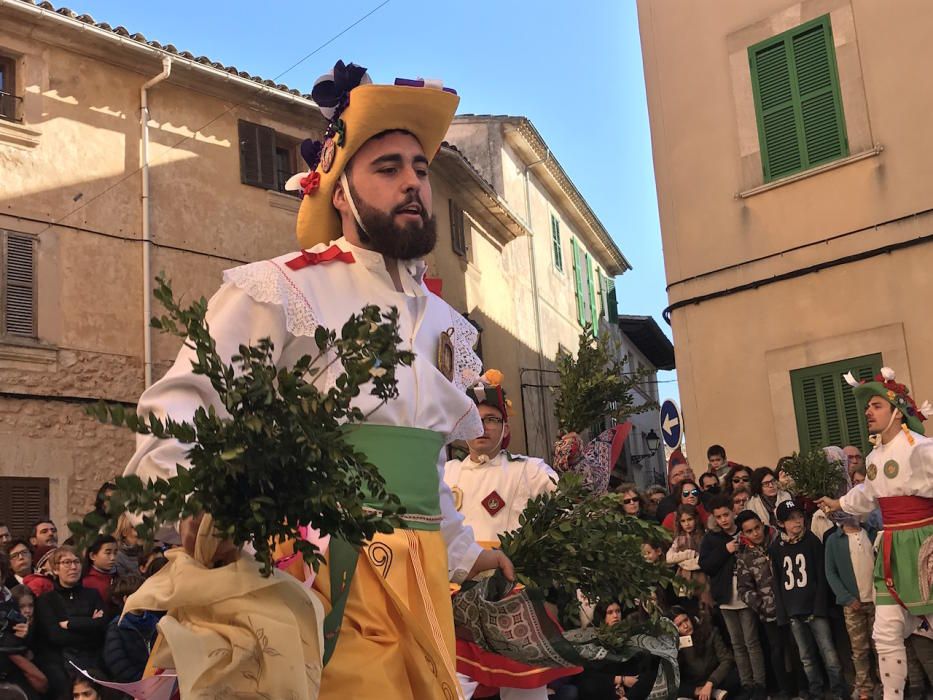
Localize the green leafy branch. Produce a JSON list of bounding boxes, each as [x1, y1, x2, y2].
[[498, 473, 674, 612], [70, 275, 414, 575], [781, 448, 847, 500], [553, 325, 657, 435]]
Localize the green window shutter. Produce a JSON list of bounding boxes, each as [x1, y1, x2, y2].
[[571, 239, 585, 326], [586, 255, 598, 329], [550, 215, 563, 272], [790, 353, 881, 454], [596, 273, 604, 320], [578, 251, 592, 328], [606, 276, 618, 323], [749, 15, 848, 182]]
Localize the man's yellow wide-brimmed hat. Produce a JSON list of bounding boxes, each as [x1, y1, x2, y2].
[[289, 62, 459, 249]]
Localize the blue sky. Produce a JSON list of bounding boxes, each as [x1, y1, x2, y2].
[[65, 0, 678, 407]]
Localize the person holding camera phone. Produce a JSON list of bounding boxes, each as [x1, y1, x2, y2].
[[671, 607, 738, 700]]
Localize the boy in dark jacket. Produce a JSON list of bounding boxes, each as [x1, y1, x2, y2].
[[734, 510, 796, 700], [699, 496, 767, 699], [770, 500, 847, 700], [824, 516, 878, 700], [103, 574, 162, 683]]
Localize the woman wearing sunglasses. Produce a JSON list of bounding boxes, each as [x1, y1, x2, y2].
[[723, 465, 754, 497], [616, 483, 645, 520], [662, 480, 709, 533]]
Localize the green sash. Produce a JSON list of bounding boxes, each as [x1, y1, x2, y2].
[[323, 424, 445, 665], [342, 423, 445, 531]]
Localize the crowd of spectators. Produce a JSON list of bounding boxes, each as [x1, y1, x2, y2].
[[575, 443, 933, 700], [0, 483, 169, 700], [5, 444, 933, 700]]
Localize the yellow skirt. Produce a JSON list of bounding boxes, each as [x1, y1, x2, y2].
[[313, 528, 462, 700]]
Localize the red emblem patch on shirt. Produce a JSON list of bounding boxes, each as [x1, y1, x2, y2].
[[481, 490, 506, 516]]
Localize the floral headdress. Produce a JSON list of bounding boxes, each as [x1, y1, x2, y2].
[[844, 366, 931, 439]]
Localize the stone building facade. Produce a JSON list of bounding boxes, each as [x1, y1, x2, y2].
[[0, 0, 637, 534]]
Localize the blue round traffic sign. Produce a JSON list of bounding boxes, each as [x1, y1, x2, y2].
[[659, 400, 682, 450]]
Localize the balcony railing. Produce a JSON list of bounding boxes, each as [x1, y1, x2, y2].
[[0, 91, 22, 122]]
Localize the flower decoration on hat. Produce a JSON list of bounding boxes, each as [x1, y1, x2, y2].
[[466, 369, 513, 418], [843, 367, 930, 436], [466, 369, 513, 450], [284, 62, 372, 196]]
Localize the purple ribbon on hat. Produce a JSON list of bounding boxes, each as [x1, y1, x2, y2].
[[394, 77, 457, 95], [312, 60, 369, 111]]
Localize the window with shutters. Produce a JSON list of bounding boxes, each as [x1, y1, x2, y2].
[[0, 477, 49, 539], [790, 353, 882, 454], [602, 273, 619, 323], [239, 120, 297, 192], [586, 255, 598, 330], [449, 199, 467, 257], [1, 230, 37, 338], [571, 240, 593, 328], [550, 215, 563, 272], [748, 15, 848, 182], [0, 54, 20, 123]]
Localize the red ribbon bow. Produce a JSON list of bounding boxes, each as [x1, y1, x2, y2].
[[285, 245, 356, 270]]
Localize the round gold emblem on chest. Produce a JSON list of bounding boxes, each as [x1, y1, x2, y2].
[[867, 463, 877, 480], [883, 459, 900, 479]]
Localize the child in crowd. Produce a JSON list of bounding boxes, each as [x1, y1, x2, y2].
[[666, 505, 711, 611], [700, 496, 767, 700], [734, 511, 797, 700], [770, 500, 848, 700], [71, 675, 104, 700], [824, 515, 878, 700], [114, 514, 143, 578], [82, 536, 118, 615], [642, 540, 676, 613], [104, 574, 161, 683]]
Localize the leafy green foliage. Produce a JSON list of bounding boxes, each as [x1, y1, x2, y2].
[[782, 448, 847, 500], [498, 473, 674, 612], [553, 325, 657, 435], [71, 276, 414, 575]]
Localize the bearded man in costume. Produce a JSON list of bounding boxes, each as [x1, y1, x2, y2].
[[819, 367, 933, 700], [123, 61, 512, 700]]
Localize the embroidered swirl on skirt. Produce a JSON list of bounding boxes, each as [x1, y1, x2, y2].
[[367, 542, 393, 579]]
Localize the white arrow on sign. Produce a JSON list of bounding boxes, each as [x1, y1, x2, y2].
[[662, 414, 679, 437]]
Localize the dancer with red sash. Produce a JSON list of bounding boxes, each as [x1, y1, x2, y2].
[[819, 367, 933, 700]]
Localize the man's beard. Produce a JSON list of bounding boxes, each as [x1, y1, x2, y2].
[[350, 185, 437, 260]]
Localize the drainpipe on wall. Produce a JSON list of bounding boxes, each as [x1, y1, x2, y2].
[[522, 149, 551, 456], [140, 56, 172, 389]]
